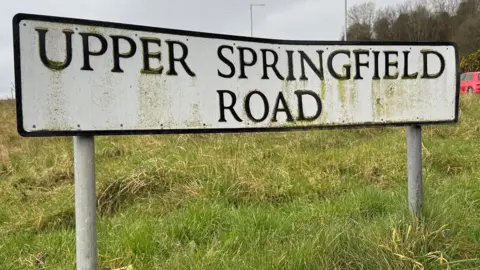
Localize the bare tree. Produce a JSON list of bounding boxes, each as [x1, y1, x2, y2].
[[348, 1, 376, 26], [455, 15, 480, 56], [373, 7, 398, 40], [429, 0, 460, 15], [347, 1, 376, 40], [343, 0, 479, 56], [456, 0, 480, 19], [347, 23, 373, 40]]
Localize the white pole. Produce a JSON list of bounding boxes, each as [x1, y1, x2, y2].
[[73, 136, 97, 270], [407, 126, 423, 217]]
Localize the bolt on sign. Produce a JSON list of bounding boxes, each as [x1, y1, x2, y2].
[[13, 14, 459, 137]]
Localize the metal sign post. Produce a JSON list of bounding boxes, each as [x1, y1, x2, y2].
[[12, 13, 459, 269], [73, 136, 97, 269], [407, 125, 423, 217]]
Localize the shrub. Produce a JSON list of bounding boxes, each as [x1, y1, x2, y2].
[[460, 49, 480, 72]]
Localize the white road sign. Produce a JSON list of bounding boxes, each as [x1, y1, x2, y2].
[[13, 13, 459, 137]]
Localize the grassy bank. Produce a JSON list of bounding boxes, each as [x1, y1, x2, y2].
[[1, 96, 480, 269]]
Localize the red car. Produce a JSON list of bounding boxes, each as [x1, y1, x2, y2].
[[460, 72, 480, 94]]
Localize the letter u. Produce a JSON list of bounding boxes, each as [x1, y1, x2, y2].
[[36, 28, 73, 70]]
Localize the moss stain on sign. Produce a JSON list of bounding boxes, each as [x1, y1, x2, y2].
[[320, 80, 326, 100], [319, 80, 328, 123], [184, 103, 202, 128], [372, 80, 383, 121], [338, 80, 346, 105], [137, 74, 171, 129], [44, 71, 69, 131]]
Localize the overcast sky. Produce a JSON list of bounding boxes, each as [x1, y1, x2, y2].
[[0, 0, 405, 98]]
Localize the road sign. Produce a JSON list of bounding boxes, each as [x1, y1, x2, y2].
[[13, 14, 459, 137], [12, 13, 461, 270]]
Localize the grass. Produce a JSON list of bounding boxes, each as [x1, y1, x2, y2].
[[1, 95, 480, 269]]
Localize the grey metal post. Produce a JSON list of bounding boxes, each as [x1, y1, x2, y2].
[[250, 3, 265, 37], [407, 125, 423, 217], [250, 4, 253, 37], [344, 0, 348, 41], [73, 136, 97, 270]]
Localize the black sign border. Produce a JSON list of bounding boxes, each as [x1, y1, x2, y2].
[[12, 13, 460, 137]]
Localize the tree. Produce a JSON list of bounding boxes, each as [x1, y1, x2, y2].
[[348, 1, 376, 27], [430, 11, 454, 41], [456, 0, 479, 20], [373, 7, 397, 40], [347, 23, 373, 40], [455, 15, 480, 57], [345, 0, 479, 57], [346, 1, 376, 40]]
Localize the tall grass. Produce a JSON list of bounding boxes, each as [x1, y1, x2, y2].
[[0, 96, 480, 269]]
